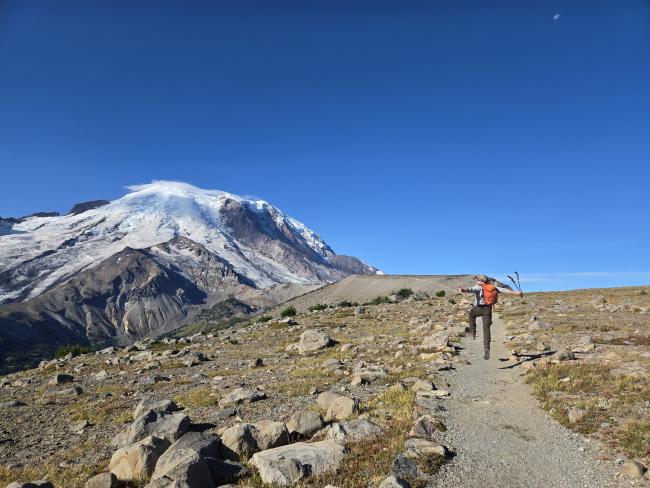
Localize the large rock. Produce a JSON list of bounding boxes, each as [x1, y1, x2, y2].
[[112, 411, 190, 449], [317, 391, 359, 421], [220, 423, 259, 460], [218, 387, 266, 408], [84, 473, 118, 488], [253, 420, 290, 451], [408, 415, 446, 439], [323, 419, 382, 443], [133, 398, 181, 420], [221, 421, 289, 459], [286, 410, 324, 439], [298, 329, 332, 354], [149, 432, 248, 487], [250, 440, 346, 485], [350, 362, 387, 385], [109, 436, 170, 481]]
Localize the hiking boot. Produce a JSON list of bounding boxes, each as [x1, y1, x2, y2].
[[483, 350, 490, 360]]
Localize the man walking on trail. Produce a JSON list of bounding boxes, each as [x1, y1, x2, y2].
[[459, 274, 523, 360]]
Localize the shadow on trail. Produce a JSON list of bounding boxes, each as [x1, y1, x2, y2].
[[497, 350, 556, 370]]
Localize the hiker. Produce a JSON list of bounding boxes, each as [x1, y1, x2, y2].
[[459, 274, 523, 360]]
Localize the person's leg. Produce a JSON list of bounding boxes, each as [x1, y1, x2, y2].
[[482, 306, 493, 357], [468, 306, 480, 339]]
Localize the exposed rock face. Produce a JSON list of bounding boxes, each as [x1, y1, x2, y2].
[[69, 200, 110, 215], [249, 440, 346, 485]]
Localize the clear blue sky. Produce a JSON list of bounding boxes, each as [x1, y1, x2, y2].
[[1, 1, 648, 291]]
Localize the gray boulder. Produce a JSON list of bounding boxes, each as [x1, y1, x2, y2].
[[49, 373, 74, 385], [408, 415, 445, 439], [250, 440, 346, 485], [323, 419, 382, 443], [218, 387, 266, 408], [221, 421, 289, 459], [112, 411, 190, 449], [133, 398, 181, 420], [286, 410, 324, 439], [149, 432, 248, 487], [109, 436, 170, 481], [316, 391, 359, 421], [298, 329, 332, 354]]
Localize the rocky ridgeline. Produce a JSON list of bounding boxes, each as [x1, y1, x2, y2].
[[0, 295, 473, 487]]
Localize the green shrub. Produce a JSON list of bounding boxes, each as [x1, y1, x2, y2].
[[435, 290, 446, 297], [447, 298, 456, 305], [280, 305, 297, 318], [364, 296, 392, 306], [308, 303, 328, 312], [337, 300, 358, 308], [55, 344, 93, 359], [257, 315, 272, 322], [395, 288, 413, 300]]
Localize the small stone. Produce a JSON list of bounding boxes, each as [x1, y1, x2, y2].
[[620, 460, 646, 478], [379, 475, 411, 488], [84, 472, 118, 488], [69, 420, 89, 434]]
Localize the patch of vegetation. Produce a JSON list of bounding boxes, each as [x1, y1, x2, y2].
[[311, 388, 439, 487], [337, 300, 358, 308], [173, 388, 219, 407], [54, 344, 93, 359], [256, 315, 272, 322], [308, 303, 328, 312], [435, 290, 446, 297], [66, 396, 131, 425], [364, 296, 392, 306], [526, 363, 650, 450], [395, 288, 413, 300], [280, 305, 297, 318], [0, 464, 99, 488], [615, 420, 650, 457], [447, 298, 456, 304]]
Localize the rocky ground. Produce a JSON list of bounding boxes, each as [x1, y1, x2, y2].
[[0, 286, 648, 487]]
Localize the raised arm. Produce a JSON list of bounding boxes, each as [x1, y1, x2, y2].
[[497, 286, 523, 297]]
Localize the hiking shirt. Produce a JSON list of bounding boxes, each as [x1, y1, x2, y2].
[[468, 285, 511, 306]]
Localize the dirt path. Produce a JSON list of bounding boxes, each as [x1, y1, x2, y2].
[[432, 314, 626, 488]]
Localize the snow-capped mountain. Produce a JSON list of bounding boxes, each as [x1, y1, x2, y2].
[[0, 181, 378, 372], [0, 181, 377, 304]]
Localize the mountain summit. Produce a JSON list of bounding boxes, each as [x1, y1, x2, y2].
[[0, 181, 378, 371]]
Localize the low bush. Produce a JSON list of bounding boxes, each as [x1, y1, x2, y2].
[[364, 296, 392, 306], [337, 300, 358, 308], [395, 288, 413, 300], [309, 303, 328, 312], [280, 305, 297, 318], [54, 344, 93, 359], [435, 290, 446, 297], [256, 315, 272, 322]]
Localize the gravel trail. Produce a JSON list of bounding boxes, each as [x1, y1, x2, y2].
[[432, 314, 627, 488]]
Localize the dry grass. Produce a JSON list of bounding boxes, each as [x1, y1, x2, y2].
[[66, 396, 132, 425], [173, 388, 219, 407], [525, 362, 650, 456], [0, 464, 98, 488]]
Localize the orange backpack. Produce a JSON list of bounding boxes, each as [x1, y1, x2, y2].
[[482, 283, 498, 305]]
